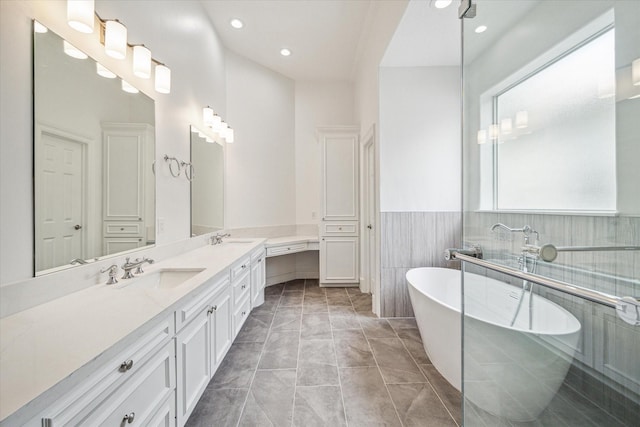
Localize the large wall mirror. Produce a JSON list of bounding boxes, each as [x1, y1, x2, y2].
[[34, 23, 156, 275], [190, 128, 224, 236]]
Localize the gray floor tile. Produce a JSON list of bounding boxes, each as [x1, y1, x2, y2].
[[301, 313, 333, 340], [304, 303, 329, 314], [235, 313, 273, 343], [397, 327, 431, 364], [350, 293, 373, 312], [299, 339, 336, 366], [271, 306, 302, 331], [326, 289, 352, 306], [293, 386, 347, 426], [420, 364, 462, 425], [297, 365, 340, 387], [346, 287, 362, 295], [387, 318, 418, 330], [258, 330, 299, 369], [360, 318, 397, 338], [265, 283, 284, 296], [339, 367, 402, 426], [329, 306, 360, 329], [210, 342, 264, 389], [304, 293, 327, 305], [333, 329, 376, 367], [369, 338, 426, 384], [304, 285, 326, 296], [280, 291, 304, 306], [186, 388, 249, 427], [239, 369, 296, 427], [388, 383, 458, 427], [252, 295, 280, 314], [284, 279, 306, 291]]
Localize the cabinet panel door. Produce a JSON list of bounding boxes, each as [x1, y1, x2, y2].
[[321, 132, 359, 221], [211, 287, 232, 369], [320, 237, 359, 283], [250, 255, 266, 308], [176, 310, 211, 426]]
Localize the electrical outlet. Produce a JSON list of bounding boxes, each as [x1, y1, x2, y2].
[[157, 217, 165, 234]]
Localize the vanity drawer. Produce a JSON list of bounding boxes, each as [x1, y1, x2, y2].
[[232, 268, 251, 307], [79, 340, 175, 426], [250, 247, 265, 263], [322, 221, 358, 236], [175, 273, 230, 332], [104, 222, 143, 236], [266, 242, 308, 257], [40, 316, 173, 426], [233, 295, 252, 337], [230, 256, 251, 280]]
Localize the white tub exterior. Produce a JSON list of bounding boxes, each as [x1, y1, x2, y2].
[[406, 267, 581, 422]]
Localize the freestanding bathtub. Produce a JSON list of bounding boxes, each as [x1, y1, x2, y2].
[[406, 267, 581, 422]]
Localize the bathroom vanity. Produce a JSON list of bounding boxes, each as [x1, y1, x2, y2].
[[0, 240, 266, 427]]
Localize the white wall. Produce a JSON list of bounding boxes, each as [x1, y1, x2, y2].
[[379, 66, 461, 212], [225, 52, 296, 229], [294, 81, 355, 225], [0, 0, 226, 284]]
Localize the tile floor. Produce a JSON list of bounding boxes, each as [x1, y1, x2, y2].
[[186, 278, 462, 427]]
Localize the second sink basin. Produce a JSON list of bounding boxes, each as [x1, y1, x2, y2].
[[125, 268, 206, 290]]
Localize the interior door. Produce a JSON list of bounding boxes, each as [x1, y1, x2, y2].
[[35, 129, 85, 271], [365, 136, 377, 304]]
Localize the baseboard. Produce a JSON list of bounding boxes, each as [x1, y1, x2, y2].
[[265, 271, 319, 286]]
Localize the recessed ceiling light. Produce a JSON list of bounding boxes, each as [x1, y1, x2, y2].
[[431, 0, 453, 9], [230, 19, 243, 29], [280, 48, 291, 57], [475, 25, 488, 34]]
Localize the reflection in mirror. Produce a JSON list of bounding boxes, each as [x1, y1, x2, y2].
[[190, 127, 224, 236], [34, 23, 155, 275]]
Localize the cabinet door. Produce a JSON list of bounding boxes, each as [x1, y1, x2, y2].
[[210, 286, 232, 369], [320, 237, 359, 284], [320, 130, 359, 221], [176, 309, 211, 427], [250, 255, 266, 308], [103, 236, 145, 255]]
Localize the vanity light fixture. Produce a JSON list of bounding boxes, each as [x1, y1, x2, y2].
[[230, 19, 244, 29], [280, 48, 291, 57], [96, 62, 117, 78], [67, 0, 95, 34], [515, 111, 528, 129], [154, 63, 171, 94], [477, 129, 487, 145], [63, 40, 88, 59], [205, 135, 214, 143], [34, 21, 48, 34], [475, 25, 488, 34], [121, 79, 139, 94], [104, 19, 127, 59], [132, 45, 152, 79], [210, 113, 222, 132], [225, 127, 235, 143], [489, 124, 499, 140], [431, 0, 453, 9], [500, 118, 513, 135], [203, 107, 215, 127], [632, 58, 640, 86]]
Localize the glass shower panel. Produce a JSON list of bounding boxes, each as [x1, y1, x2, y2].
[[461, 0, 640, 425]]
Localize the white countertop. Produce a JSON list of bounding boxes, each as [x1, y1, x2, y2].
[[264, 235, 319, 247], [0, 239, 265, 424]]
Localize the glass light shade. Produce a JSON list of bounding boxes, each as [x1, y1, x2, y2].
[[515, 111, 528, 128], [63, 41, 88, 59], [205, 135, 214, 143], [433, 0, 452, 9], [477, 129, 487, 145], [211, 114, 222, 132], [225, 128, 235, 143], [500, 118, 513, 135], [105, 20, 127, 60], [67, 0, 95, 34], [121, 80, 139, 94], [633, 58, 640, 86], [96, 63, 116, 79], [475, 25, 487, 34], [154, 64, 171, 94], [230, 19, 244, 29], [34, 21, 48, 34], [203, 107, 215, 127], [280, 48, 291, 57], [133, 45, 151, 79], [489, 124, 499, 139]]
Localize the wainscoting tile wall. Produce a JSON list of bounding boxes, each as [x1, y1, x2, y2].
[[380, 212, 461, 317]]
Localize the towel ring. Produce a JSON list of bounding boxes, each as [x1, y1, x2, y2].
[[164, 155, 181, 177], [181, 161, 195, 181]]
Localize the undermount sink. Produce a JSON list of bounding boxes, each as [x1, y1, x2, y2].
[[123, 268, 206, 290]]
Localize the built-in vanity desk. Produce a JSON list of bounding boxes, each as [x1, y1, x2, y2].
[[0, 239, 266, 427], [264, 235, 319, 257]]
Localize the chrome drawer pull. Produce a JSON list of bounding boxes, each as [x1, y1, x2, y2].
[[123, 412, 135, 424], [119, 359, 134, 372], [207, 305, 217, 315]]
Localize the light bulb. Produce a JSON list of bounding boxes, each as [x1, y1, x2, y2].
[[154, 64, 171, 94], [500, 118, 513, 135], [432, 0, 452, 9], [63, 41, 87, 59], [121, 80, 139, 94], [475, 25, 487, 34], [489, 124, 499, 140], [67, 0, 94, 34], [105, 20, 127, 60], [203, 107, 215, 128], [133, 45, 151, 79], [280, 48, 291, 57], [230, 19, 244, 29], [225, 127, 235, 143], [96, 63, 116, 79]]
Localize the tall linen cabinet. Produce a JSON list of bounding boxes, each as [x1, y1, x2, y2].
[[318, 127, 360, 286]]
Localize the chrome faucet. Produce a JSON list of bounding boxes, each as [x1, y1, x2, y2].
[[490, 223, 539, 245], [70, 258, 88, 265], [100, 264, 119, 285], [121, 257, 154, 279]]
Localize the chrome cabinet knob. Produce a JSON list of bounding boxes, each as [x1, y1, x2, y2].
[[74, 224, 82, 230], [123, 412, 135, 424], [119, 359, 134, 372]]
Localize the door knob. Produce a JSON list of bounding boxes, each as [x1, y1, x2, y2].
[[367, 224, 372, 229], [74, 224, 82, 230]]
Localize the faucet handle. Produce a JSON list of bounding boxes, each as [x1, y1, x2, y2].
[[100, 264, 119, 285]]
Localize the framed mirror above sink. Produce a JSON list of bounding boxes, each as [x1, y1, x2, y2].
[[33, 23, 156, 275], [190, 127, 224, 237]]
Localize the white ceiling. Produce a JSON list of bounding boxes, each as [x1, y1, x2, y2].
[[200, 0, 376, 82]]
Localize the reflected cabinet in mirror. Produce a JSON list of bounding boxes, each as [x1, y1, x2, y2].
[[34, 24, 156, 275], [190, 128, 224, 236]]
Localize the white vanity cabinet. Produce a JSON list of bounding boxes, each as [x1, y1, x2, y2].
[[230, 256, 251, 338], [318, 126, 360, 285], [175, 273, 231, 427], [250, 248, 266, 308]]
